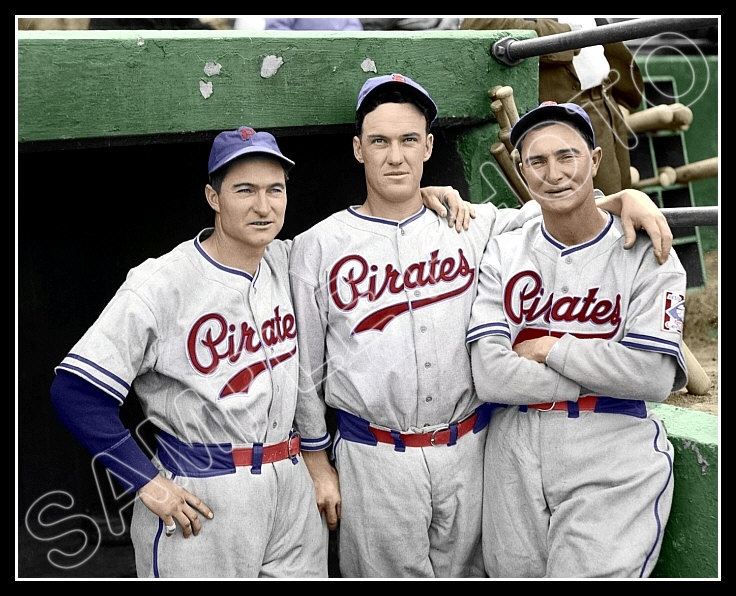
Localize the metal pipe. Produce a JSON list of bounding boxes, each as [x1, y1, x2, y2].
[[492, 18, 718, 66], [661, 206, 718, 227]]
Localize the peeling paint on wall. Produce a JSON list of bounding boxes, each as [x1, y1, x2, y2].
[[261, 55, 284, 78], [682, 439, 711, 475], [361, 58, 377, 73], [204, 61, 222, 76], [199, 80, 213, 99]]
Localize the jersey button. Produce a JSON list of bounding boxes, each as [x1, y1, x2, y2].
[[420, 325, 427, 333], [425, 396, 433, 402], [424, 362, 432, 368], [561, 286, 569, 293], [272, 421, 278, 428], [565, 256, 572, 264]]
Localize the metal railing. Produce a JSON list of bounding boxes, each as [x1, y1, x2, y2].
[[492, 17, 718, 66], [661, 206, 718, 227]]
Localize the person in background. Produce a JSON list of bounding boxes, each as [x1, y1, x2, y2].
[[87, 17, 217, 29], [233, 16, 266, 30], [467, 101, 686, 577], [23, 16, 234, 30], [461, 17, 644, 195], [17, 17, 91, 30], [264, 17, 363, 30], [288, 72, 674, 578], [360, 17, 460, 30]]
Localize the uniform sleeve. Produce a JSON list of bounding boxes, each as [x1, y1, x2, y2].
[[55, 288, 159, 402], [51, 370, 158, 493], [289, 235, 331, 451], [470, 337, 581, 404], [483, 200, 541, 237], [545, 334, 679, 401]]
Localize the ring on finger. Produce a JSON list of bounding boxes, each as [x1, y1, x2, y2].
[[165, 523, 176, 534]]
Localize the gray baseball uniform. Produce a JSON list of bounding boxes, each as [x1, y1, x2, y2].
[[467, 213, 687, 577], [55, 229, 328, 578], [289, 201, 539, 577]]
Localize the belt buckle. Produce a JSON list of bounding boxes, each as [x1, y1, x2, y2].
[[430, 424, 449, 446], [287, 431, 301, 461], [537, 401, 557, 412]]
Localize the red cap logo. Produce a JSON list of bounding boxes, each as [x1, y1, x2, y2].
[[240, 126, 256, 141]]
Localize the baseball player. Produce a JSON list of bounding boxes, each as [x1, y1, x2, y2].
[[49, 128, 327, 578], [288, 74, 677, 578], [467, 102, 688, 578], [49, 124, 477, 578]]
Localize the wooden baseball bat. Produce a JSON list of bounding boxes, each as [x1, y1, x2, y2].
[[630, 166, 640, 186], [488, 85, 504, 101], [491, 99, 511, 134], [498, 128, 514, 155], [657, 166, 678, 187], [625, 104, 674, 133], [640, 158, 719, 189], [625, 103, 695, 133], [495, 86, 519, 125], [673, 157, 718, 184], [682, 340, 712, 395], [635, 176, 657, 189], [490, 141, 533, 205], [669, 102, 694, 130], [492, 99, 514, 153], [636, 172, 674, 189]]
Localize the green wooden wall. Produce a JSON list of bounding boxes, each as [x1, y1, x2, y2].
[[635, 54, 719, 252], [18, 29, 537, 141]]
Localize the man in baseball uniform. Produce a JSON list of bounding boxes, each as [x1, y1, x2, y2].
[[467, 102, 687, 578], [50, 127, 330, 578], [288, 74, 677, 578], [49, 124, 477, 578]]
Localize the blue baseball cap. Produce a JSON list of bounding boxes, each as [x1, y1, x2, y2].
[[356, 73, 438, 125], [510, 101, 596, 150], [208, 126, 295, 175]]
